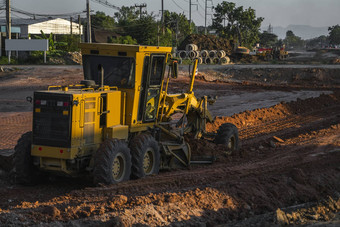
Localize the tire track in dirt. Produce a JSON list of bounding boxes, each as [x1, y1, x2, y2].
[[239, 105, 339, 142], [1, 133, 338, 226], [0, 113, 32, 149]]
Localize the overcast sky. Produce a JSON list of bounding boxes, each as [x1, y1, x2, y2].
[[1, 0, 339, 28]]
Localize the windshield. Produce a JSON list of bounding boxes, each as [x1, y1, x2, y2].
[[82, 55, 135, 88]]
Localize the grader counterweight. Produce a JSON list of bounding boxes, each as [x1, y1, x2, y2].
[[13, 43, 239, 185]]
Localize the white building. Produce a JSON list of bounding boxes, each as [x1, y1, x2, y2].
[[0, 18, 83, 38]]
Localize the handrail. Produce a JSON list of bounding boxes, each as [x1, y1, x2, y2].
[[109, 86, 118, 91], [47, 85, 62, 91], [97, 86, 118, 91], [48, 84, 85, 91], [69, 84, 85, 88], [81, 88, 95, 92]]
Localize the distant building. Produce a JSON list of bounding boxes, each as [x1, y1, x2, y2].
[[0, 18, 83, 56], [0, 18, 83, 38]]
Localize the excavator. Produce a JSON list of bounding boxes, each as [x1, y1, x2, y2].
[[13, 43, 239, 185]]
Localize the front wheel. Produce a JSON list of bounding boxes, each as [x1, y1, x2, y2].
[[214, 123, 240, 155], [265, 54, 273, 61], [129, 134, 160, 179], [93, 139, 132, 185]]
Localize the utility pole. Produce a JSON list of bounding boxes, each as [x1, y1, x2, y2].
[[204, 0, 213, 35], [135, 3, 147, 20], [189, 0, 191, 25], [70, 17, 73, 35], [161, 0, 164, 34], [6, 0, 11, 60], [175, 17, 179, 47], [86, 0, 92, 43], [189, 0, 197, 32], [6, 0, 11, 40], [78, 15, 82, 42]]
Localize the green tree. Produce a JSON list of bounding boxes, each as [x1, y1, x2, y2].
[[56, 35, 79, 51], [328, 24, 340, 45], [284, 30, 305, 49], [158, 27, 173, 46], [163, 10, 193, 46], [123, 14, 158, 45], [212, 1, 263, 47], [114, 6, 139, 27], [114, 6, 161, 45], [92, 11, 116, 31], [259, 31, 278, 47], [108, 35, 137, 45], [306, 35, 329, 49], [113, 7, 186, 46], [34, 30, 55, 51]]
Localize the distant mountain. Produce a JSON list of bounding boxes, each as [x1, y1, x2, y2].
[[262, 25, 329, 40]]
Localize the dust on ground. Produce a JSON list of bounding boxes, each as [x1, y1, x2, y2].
[[0, 65, 339, 226]]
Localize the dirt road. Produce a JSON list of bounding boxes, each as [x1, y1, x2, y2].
[[0, 65, 339, 226]]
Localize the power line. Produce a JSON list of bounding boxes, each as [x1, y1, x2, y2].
[[196, 10, 205, 19], [197, 0, 205, 11], [11, 11, 29, 19], [0, 6, 86, 18], [91, 0, 120, 11], [171, 0, 187, 12]]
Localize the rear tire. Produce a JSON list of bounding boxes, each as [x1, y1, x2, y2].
[[130, 134, 160, 179], [215, 123, 240, 155], [13, 131, 36, 185], [265, 54, 273, 61], [93, 139, 132, 185]]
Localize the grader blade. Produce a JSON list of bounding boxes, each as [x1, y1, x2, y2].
[[161, 141, 191, 168]]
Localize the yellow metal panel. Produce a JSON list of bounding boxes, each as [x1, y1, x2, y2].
[[123, 52, 146, 126], [39, 158, 70, 174], [31, 145, 75, 159], [71, 94, 83, 147], [71, 92, 102, 149], [81, 93, 102, 146], [104, 125, 129, 140], [106, 91, 122, 127]]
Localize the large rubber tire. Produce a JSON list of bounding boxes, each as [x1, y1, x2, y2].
[[265, 54, 273, 61], [214, 123, 240, 155], [93, 139, 132, 185], [13, 131, 36, 185], [129, 134, 160, 179]]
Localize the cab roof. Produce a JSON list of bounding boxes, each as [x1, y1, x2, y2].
[[80, 43, 172, 54]]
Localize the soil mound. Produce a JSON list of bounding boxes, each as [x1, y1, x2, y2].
[[207, 91, 339, 132]]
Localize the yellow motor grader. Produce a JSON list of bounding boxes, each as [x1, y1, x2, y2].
[[13, 43, 239, 185]]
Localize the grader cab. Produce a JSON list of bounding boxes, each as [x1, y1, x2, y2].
[[13, 43, 239, 185]]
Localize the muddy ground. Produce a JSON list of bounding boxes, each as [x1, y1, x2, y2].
[[0, 65, 339, 226]]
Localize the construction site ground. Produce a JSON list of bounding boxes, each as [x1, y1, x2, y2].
[[0, 65, 339, 226]]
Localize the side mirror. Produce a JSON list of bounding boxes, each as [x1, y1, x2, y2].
[[171, 60, 178, 79], [26, 96, 32, 103]]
